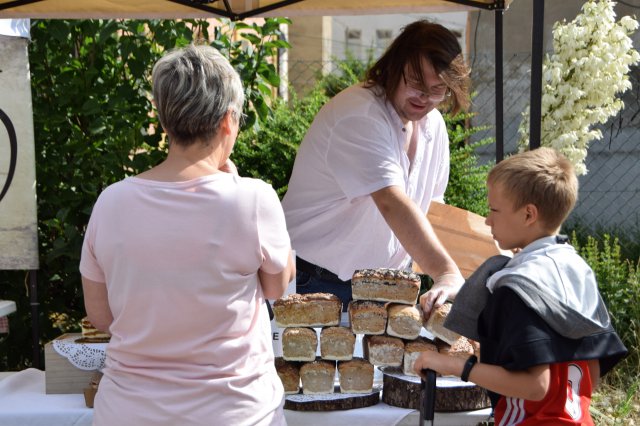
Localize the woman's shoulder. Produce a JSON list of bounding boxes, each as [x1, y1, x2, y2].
[[233, 175, 278, 196]]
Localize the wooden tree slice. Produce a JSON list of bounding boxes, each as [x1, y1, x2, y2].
[[380, 367, 490, 412], [285, 385, 381, 411]]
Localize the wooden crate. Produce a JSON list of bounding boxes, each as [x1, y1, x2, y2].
[[44, 333, 98, 394], [414, 202, 508, 278]]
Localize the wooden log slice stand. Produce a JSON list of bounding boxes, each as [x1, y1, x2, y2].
[[284, 385, 381, 411], [381, 367, 490, 412]]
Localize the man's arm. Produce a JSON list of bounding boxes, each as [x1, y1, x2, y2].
[[371, 185, 464, 317]]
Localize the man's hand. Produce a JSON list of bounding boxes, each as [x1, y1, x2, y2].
[[419, 272, 464, 319]]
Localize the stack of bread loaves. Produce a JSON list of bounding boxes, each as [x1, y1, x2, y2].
[[272, 269, 479, 396], [350, 268, 427, 375], [351, 269, 479, 378], [273, 292, 375, 394]]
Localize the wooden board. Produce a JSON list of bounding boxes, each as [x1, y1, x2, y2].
[[44, 333, 97, 394], [284, 385, 381, 411], [380, 367, 490, 412], [415, 202, 508, 278]]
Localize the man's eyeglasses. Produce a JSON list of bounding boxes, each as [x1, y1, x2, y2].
[[402, 71, 451, 104]]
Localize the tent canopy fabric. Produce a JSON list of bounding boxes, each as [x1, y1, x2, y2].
[[0, 0, 513, 20]]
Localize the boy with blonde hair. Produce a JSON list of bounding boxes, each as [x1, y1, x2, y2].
[[415, 147, 627, 425]]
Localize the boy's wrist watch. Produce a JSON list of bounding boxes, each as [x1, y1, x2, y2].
[[461, 355, 478, 382]]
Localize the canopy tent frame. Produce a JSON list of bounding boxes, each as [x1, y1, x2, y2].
[[1, 0, 546, 369]]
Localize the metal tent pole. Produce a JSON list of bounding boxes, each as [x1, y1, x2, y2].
[[529, 0, 545, 149], [495, 7, 504, 162], [29, 270, 40, 369]]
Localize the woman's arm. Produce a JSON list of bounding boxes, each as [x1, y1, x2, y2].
[[414, 350, 550, 402], [82, 276, 113, 333], [259, 249, 296, 300]]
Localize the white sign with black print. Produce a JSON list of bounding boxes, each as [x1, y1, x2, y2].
[[0, 20, 39, 270]]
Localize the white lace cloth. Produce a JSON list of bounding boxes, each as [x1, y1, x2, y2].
[[52, 336, 107, 371]]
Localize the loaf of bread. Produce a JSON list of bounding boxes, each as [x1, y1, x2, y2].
[[402, 336, 438, 377], [386, 303, 422, 340], [274, 357, 301, 394], [362, 335, 404, 367], [338, 357, 374, 394], [348, 300, 387, 335], [300, 359, 336, 394], [320, 326, 355, 361], [282, 327, 318, 362], [436, 336, 475, 360], [79, 317, 111, 343], [273, 293, 342, 327], [424, 303, 461, 345], [351, 268, 421, 304]]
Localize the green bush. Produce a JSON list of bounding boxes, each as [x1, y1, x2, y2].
[[232, 88, 328, 197], [443, 110, 493, 216], [571, 233, 640, 388], [0, 18, 290, 371]]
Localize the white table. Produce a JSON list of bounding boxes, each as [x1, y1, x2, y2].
[[0, 300, 16, 316], [0, 369, 493, 426]]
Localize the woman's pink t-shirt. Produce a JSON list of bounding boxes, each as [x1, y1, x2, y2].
[[80, 173, 290, 426]]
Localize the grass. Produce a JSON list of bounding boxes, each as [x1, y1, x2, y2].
[[592, 381, 640, 425]]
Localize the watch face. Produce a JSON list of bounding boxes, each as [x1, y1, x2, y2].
[[0, 108, 18, 205]]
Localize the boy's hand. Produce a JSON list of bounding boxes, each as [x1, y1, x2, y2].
[[414, 350, 463, 379]]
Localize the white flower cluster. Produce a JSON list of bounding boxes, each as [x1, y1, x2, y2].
[[517, 0, 640, 175]]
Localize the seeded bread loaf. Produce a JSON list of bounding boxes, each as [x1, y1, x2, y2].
[[275, 357, 301, 394], [320, 326, 355, 361], [386, 303, 422, 340], [362, 335, 404, 367], [351, 268, 421, 304], [282, 327, 318, 362], [424, 303, 462, 345], [403, 336, 438, 376], [436, 336, 475, 360], [348, 300, 387, 335], [338, 357, 374, 393], [300, 359, 336, 395], [273, 293, 342, 327]]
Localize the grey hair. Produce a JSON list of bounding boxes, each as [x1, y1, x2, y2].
[[152, 44, 245, 146]]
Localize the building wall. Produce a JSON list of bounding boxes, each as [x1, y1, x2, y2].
[[468, 0, 640, 233], [286, 12, 467, 96]]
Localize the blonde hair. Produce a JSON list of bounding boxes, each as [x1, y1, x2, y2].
[[487, 147, 578, 231]]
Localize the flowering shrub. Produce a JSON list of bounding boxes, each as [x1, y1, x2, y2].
[[518, 0, 640, 175]]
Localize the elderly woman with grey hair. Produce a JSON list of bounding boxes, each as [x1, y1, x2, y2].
[[80, 44, 295, 426]]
